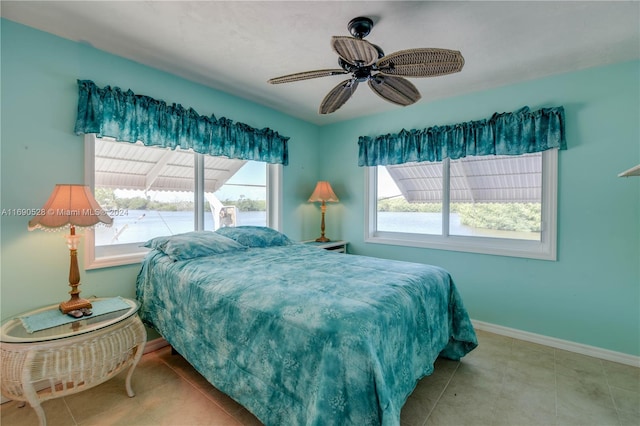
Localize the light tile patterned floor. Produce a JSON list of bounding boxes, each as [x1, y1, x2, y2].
[[2, 330, 638, 425]]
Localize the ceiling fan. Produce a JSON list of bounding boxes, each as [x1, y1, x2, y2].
[[268, 17, 465, 115]]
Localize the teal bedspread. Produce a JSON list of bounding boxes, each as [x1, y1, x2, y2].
[[136, 244, 477, 425]]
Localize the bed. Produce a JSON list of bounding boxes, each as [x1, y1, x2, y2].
[[136, 227, 477, 425]]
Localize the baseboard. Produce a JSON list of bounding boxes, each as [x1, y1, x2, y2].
[[4, 325, 636, 406], [472, 319, 640, 367], [139, 328, 640, 367], [143, 337, 170, 354]]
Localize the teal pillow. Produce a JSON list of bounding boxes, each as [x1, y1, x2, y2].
[[215, 226, 293, 248], [143, 231, 247, 261]]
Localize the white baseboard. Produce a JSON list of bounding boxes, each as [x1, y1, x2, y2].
[[141, 326, 639, 367], [472, 320, 640, 367], [4, 325, 636, 406], [143, 337, 170, 354], [144, 327, 639, 367]]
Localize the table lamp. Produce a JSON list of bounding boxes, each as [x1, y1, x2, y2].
[[28, 184, 113, 313], [308, 181, 339, 242]]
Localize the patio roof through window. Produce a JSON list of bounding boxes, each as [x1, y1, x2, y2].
[[385, 153, 542, 203], [94, 139, 246, 193]]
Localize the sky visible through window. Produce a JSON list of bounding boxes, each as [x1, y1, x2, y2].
[[378, 167, 402, 198]]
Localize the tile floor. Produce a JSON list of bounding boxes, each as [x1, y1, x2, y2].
[[1, 329, 638, 426]]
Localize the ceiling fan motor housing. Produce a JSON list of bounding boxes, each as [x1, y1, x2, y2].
[[348, 17, 374, 39], [354, 67, 373, 82]]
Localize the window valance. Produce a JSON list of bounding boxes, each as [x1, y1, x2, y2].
[[358, 106, 565, 167], [74, 80, 289, 165]]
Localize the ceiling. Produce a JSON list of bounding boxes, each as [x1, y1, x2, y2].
[[2, 1, 639, 125]]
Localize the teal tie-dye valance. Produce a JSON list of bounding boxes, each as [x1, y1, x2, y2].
[[74, 80, 289, 165], [358, 106, 565, 167]]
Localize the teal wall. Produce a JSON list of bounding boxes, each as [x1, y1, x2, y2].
[[0, 20, 320, 319], [319, 61, 640, 356], [2, 20, 639, 356]]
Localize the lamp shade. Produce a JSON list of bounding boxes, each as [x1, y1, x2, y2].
[[308, 181, 339, 203], [28, 184, 113, 230]]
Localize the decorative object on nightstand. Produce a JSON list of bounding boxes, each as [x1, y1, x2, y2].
[[28, 184, 113, 313], [0, 297, 146, 426], [308, 181, 339, 242]]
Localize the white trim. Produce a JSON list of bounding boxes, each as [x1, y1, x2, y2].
[[364, 165, 377, 242], [6, 324, 634, 405], [541, 148, 558, 260], [84, 134, 283, 269], [143, 337, 170, 354], [194, 154, 205, 230], [267, 163, 283, 231], [364, 150, 558, 260], [442, 158, 451, 237], [472, 320, 640, 367], [83, 134, 98, 269], [118, 324, 640, 367], [365, 231, 555, 260], [86, 249, 148, 270]]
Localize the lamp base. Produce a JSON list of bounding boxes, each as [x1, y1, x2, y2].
[[315, 236, 330, 242], [59, 297, 92, 314]]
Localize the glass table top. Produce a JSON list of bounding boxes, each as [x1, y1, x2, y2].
[[1, 297, 139, 343]]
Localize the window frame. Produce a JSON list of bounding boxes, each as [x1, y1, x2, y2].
[[364, 149, 558, 260], [83, 134, 283, 269]]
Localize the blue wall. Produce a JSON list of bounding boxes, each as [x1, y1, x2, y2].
[[0, 20, 320, 318], [2, 20, 639, 356], [319, 61, 640, 356]]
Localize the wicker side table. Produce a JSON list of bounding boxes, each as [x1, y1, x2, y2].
[[0, 298, 146, 426]]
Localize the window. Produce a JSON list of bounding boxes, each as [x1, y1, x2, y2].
[[365, 149, 558, 260], [84, 135, 282, 268]]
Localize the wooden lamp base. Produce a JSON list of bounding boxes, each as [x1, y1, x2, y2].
[[59, 228, 92, 314], [59, 295, 92, 314], [315, 201, 331, 242]]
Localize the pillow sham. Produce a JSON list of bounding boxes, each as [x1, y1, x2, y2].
[[142, 231, 247, 261], [214, 226, 293, 248]]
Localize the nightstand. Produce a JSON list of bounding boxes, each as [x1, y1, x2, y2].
[[0, 297, 146, 426], [302, 240, 348, 253]]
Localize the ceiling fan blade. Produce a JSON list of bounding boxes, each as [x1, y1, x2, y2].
[[268, 69, 347, 84], [319, 79, 359, 114], [368, 75, 421, 106], [331, 36, 379, 67], [377, 48, 464, 77]]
